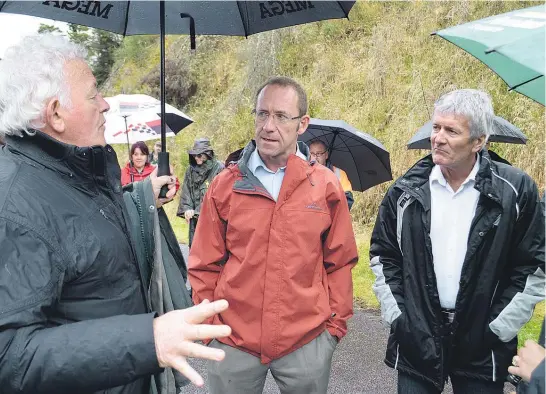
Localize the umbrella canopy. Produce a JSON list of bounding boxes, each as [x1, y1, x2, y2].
[[407, 115, 528, 149], [1, 0, 355, 187], [433, 4, 545, 105], [104, 94, 193, 145], [0, 1, 354, 37], [298, 118, 392, 192]]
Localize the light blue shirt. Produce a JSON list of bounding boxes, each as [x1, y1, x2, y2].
[[248, 146, 307, 201]]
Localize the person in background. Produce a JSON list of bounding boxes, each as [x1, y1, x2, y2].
[[189, 76, 358, 394], [370, 89, 544, 393], [121, 141, 155, 186], [177, 138, 224, 248], [308, 139, 354, 210], [0, 34, 230, 394], [149, 140, 161, 165]]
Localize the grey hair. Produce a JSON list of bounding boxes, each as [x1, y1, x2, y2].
[[0, 34, 87, 138], [433, 89, 494, 142]]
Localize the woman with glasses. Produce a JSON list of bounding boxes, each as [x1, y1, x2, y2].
[[177, 138, 224, 247]]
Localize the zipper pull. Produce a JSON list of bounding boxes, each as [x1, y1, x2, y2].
[[99, 209, 108, 219]]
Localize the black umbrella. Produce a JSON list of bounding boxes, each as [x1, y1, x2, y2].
[[1, 1, 355, 193], [407, 115, 528, 149], [299, 118, 392, 192]]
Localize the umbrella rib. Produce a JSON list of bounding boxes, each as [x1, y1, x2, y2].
[[122, 1, 131, 36], [509, 73, 544, 91], [236, 1, 250, 38]]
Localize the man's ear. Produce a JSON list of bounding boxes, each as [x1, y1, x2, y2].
[[44, 98, 65, 134], [297, 114, 310, 136], [472, 135, 486, 153]]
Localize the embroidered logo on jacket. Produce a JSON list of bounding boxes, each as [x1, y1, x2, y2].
[[305, 202, 323, 211]]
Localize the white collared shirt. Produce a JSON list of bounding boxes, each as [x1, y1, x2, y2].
[[429, 156, 481, 309], [248, 145, 307, 201]]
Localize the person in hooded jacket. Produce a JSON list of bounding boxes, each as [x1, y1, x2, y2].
[[370, 89, 544, 393], [121, 141, 156, 186], [0, 34, 231, 394], [176, 138, 224, 248], [188, 76, 358, 394]]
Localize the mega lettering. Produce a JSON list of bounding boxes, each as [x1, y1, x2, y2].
[[41, 1, 114, 19], [259, 1, 315, 19]]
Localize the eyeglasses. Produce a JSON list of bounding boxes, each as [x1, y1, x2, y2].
[[193, 153, 207, 160], [252, 110, 302, 125], [310, 151, 327, 158]]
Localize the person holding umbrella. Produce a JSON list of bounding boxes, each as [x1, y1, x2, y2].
[[121, 141, 156, 186], [309, 140, 354, 210], [176, 138, 224, 248], [370, 89, 544, 393], [0, 34, 231, 393]]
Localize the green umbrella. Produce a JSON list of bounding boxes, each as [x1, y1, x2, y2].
[[433, 5, 545, 106]]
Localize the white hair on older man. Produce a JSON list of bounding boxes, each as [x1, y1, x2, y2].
[[0, 34, 87, 138], [433, 89, 494, 143]]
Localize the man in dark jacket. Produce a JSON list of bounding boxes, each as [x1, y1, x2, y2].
[[177, 138, 224, 247], [0, 34, 231, 394], [370, 89, 545, 393]]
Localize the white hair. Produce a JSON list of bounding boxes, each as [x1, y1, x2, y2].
[[0, 34, 87, 138], [433, 89, 494, 142]]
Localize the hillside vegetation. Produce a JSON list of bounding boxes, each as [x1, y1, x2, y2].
[[105, 1, 545, 341]]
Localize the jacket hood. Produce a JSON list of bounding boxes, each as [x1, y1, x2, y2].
[[188, 138, 214, 156], [5, 130, 122, 193]]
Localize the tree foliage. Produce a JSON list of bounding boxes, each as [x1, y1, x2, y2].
[[38, 23, 121, 86]]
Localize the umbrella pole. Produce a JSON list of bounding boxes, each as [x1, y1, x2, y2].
[[123, 115, 134, 183], [157, 0, 170, 197]]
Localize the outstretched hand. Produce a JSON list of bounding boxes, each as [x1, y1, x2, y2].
[[153, 299, 231, 386]]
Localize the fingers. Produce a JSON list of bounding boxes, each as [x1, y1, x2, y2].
[[154, 175, 172, 187], [181, 341, 226, 361], [508, 365, 520, 376], [183, 323, 232, 341], [184, 299, 229, 324], [171, 357, 205, 387]]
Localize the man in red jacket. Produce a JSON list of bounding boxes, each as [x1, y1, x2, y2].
[[189, 76, 358, 394]]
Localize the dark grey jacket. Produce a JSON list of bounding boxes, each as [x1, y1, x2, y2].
[[370, 151, 545, 390], [0, 131, 172, 393]]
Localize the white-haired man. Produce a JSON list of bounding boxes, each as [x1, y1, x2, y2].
[[0, 34, 230, 394], [370, 89, 544, 393]]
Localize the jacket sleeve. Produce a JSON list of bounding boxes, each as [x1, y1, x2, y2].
[[369, 186, 405, 327], [177, 168, 194, 216], [0, 219, 160, 393], [489, 178, 545, 343], [187, 178, 227, 319], [323, 181, 358, 341]]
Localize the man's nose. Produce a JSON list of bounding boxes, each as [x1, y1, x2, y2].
[[98, 93, 110, 113], [261, 115, 276, 131], [432, 129, 447, 145]]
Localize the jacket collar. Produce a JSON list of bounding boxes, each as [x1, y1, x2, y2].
[[5, 130, 122, 193], [397, 150, 502, 203], [233, 140, 315, 200]]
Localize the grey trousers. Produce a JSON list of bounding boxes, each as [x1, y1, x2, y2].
[[207, 330, 337, 394]]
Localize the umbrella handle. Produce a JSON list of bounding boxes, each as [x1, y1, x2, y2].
[[157, 151, 171, 198], [180, 13, 196, 50]]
